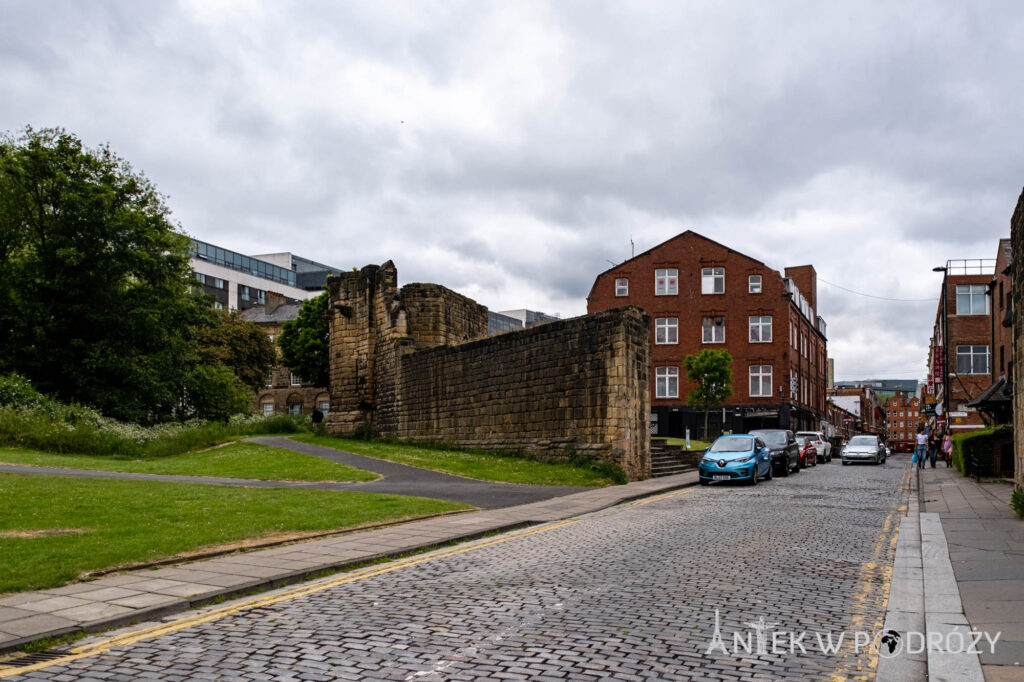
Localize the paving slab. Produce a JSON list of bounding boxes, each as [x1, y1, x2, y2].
[[921, 467, 1024, 681], [0, 469, 697, 654]]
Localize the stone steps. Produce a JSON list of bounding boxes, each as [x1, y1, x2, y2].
[[650, 446, 698, 478]]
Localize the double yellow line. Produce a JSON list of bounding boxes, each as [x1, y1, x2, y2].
[[0, 519, 578, 678], [830, 465, 912, 680]]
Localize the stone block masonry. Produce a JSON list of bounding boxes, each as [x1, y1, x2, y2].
[[326, 262, 652, 479]]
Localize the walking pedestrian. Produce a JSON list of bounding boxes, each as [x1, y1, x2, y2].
[[915, 427, 927, 468], [927, 430, 939, 468], [942, 432, 953, 468]]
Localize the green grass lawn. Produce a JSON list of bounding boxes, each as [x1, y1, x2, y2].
[[657, 438, 711, 450], [0, 442, 377, 482], [0, 473, 468, 593], [291, 435, 621, 487]]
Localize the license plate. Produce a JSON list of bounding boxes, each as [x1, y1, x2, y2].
[[712, 475, 731, 481]]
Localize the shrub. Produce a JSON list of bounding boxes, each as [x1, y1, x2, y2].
[[0, 375, 312, 458], [1011, 489, 1024, 519]]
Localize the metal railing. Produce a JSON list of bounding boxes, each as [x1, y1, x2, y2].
[[944, 259, 996, 276]]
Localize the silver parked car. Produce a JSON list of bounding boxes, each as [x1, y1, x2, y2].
[[841, 435, 886, 465]]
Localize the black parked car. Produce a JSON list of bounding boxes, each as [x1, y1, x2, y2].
[[748, 429, 801, 476]]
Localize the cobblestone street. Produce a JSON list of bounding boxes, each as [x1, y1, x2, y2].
[[7, 458, 911, 681]]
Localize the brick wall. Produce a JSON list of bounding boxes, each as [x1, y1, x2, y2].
[[326, 262, 652, 479], [1012, 189, 1024, 491]]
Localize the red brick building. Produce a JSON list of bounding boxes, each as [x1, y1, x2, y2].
[[930, 259, 998, 435], [885, 393, 923, 451], [586, 231, 828, 439]]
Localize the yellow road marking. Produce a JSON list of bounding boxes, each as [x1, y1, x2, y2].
[[830, 464, 912, 681], [0, 519, 578, 678]]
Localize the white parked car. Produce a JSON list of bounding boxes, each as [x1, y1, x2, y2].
[[795, 431, 832, 462]]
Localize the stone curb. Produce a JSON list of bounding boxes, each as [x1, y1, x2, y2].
[[877, 462, 985, 682], [0, 471, 698, 657]]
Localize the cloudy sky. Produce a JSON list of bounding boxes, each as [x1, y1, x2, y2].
[[3, 0, 1022, 382]]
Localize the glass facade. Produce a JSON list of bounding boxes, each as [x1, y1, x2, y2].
[[191, 239, 296, 287]]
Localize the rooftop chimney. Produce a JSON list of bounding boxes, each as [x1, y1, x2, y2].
[[266, 291, 286, 315]]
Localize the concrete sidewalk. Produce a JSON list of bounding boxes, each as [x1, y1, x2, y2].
[[0, 470, 698, 655], [919, 467, 1024, 681]]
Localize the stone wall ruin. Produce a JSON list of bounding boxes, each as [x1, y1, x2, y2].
[[326, 262, 651, 480]]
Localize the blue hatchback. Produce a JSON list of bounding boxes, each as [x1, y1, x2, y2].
[[699, 434, 773, 486]]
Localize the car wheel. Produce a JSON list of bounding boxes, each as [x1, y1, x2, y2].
[[765, 462, 773, 481], [749, 468, 758, 486], [779, 458, 790, 477], [842, 459, 848, 466]]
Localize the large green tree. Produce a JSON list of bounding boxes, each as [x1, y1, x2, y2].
[[278, 291, 330, 387], [0, 127, 260, 422], [683, 349, 734, 439], [196, 310, 277, 392]]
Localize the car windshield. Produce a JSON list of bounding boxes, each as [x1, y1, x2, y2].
[[709, 437, 753, 453], [849, 436, 876, 446], [750, 431, 787, 446], [796, 432, 820, 440]]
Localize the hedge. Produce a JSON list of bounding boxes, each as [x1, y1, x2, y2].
[[950, 425, 1013, 477]]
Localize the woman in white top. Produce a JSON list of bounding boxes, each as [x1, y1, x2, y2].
[[915, 427, 928, 469]]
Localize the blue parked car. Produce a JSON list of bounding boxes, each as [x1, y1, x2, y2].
[[699, 434, 773, 486]]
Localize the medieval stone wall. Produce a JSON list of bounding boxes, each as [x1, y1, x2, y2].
[[326, 262, 652, 479], [1011, 188, 1023, 491]]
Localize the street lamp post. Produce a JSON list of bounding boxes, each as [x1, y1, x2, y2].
[[932, 265, 949, 431]]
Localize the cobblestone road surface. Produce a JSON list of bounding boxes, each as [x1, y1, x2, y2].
[[5, 457, 910, 681]]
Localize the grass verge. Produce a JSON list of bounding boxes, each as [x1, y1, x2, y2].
[[0, 473, 468, 593], [0, 442, 377, 482], [656, 437, 711, 450], [291, 434, 622, 487]]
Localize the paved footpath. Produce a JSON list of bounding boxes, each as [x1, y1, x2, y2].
[[0, 437, 588, 509], [0, 469, 697, 658], [1, 458, 909, 679], [919, 466, 1024, 681]]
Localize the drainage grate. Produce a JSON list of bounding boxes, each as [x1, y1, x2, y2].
[[0, 650, 70, 668]]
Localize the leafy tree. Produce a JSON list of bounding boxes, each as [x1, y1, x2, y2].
[[278, 291, 330, 387], [196, 310, 277, 392], [683, 349, 734, 439], [0, 127, 252, 423]]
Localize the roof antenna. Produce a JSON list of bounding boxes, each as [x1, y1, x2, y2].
[[630, 236, 634, 258]]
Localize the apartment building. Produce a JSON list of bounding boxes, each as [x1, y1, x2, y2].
[[190, 239, 343, 311], [239, 293, 329, 416], [586, 231, 828, 439], [885, 392, 924, 449], [930, 258, 998, 434]]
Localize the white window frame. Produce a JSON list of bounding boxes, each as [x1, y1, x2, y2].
[[955, 285, 989, 315], [290, 371, 302, 386], [748, 275, 762, 294], [265, 371, 273, 387], [213, 301, 224, 310], [318, 400, 330, 413], [655, 317, 678, 345], [655, 366, 679, 399], [262, 402, 274, 416], [289, 403, 302, 415], [702, 316, 725, 344], [701, 267, 725, 295], [749, 365, 772, 397], [748, 315, 772, 343], [654, 269, 678, 296], [615, 278, 629, 297], [955, 345, 989, 375]]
